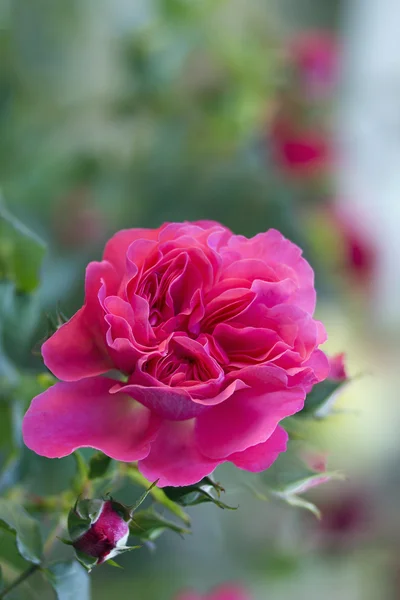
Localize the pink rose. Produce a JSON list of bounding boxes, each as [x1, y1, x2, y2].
[[270, 115, 331, 177], [176, 584, 251, 600], [289, 30, 338, 100], [23, 221, 328, 486]]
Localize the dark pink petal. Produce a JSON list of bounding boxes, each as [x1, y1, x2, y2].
[[195, 366, 305, 459], [22, 378, 161, 460], [42, 261, 119, 381], [138, 420, 222, 487], [228, 426, 288, 472], [103, 228, 160, 277], [111, 382, 208, 421]]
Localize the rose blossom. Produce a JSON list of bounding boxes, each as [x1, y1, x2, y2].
[[23, 221, 328, 486], [176, 584, 252, 600]]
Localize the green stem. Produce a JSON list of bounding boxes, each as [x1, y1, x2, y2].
[[0, 564, 40, 599]]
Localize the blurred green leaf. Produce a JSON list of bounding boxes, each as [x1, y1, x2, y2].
[[255, 442, 343, 517], [0, 202, 46, 293], [46, 561, 90, 600], [88, 453, 112, 481], [0, 565, 3, 591], [163, 477, 236, 510], [129, 508, 190, 542], [0, 499, 43, 564], [300, 379, 347, 418]]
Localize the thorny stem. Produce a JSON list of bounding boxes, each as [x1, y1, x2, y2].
[[0, 564, 40, 599]]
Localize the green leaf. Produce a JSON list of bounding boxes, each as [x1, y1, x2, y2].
[[0, 201, 46, 293], [68, 499, 104, 541], [130, 480, 159, 514], [88, 453, 112, 480], [0, 499, 43, 564], [163, 477, 236, 510], [129, 508, 191, 542], [300, 379, 347, 417], [46, 560, 90, 600], [125, 467, 190, 525], [0, 564, 3, 591]]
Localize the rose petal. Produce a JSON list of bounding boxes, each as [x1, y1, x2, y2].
[[112, 382, 207, 421], [42, 261, 118, 381], [22, 377, 161, 460], [228, 426, 288, 472], [195, 366, 305, 459], [103, 228, 160, 277], [138, 420, 222, 487]]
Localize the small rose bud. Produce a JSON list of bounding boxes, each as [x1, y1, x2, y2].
[[68, 498, 133, 570], [328, 353, 348, 382]]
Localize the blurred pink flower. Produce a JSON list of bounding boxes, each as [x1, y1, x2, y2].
[[176, 584, 252, 600], [289, 30, 338, 100], [23, 221, 328, 487], [328, 353, 347, 382], [270, 115, 331, 177]]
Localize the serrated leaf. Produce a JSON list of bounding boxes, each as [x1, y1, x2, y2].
[[0, 201, 46, 293], [68, 499, 104, 541], [125, 467, 190, 525], [163, 477, 236, 510], [88, 453, 112, 480], [129, 508, 191, 542], [0, 499, 43, 564], [46, 560, 90, 600]]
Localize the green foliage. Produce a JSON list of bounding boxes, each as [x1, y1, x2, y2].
[[0, 202, 45, 294], [0, 499, 43, 564], [130, 508, 191, 542], [163, 477, 236, 510], [300, 379, 348, 417], [88, 453, 112, 481], [255, 442, 343, 518], [46, 561, 90, 600]]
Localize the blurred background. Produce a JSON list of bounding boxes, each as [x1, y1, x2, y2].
[[1, 0, 399, 598]]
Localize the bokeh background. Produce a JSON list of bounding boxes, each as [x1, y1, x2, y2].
[[1, 0, 399, 598]]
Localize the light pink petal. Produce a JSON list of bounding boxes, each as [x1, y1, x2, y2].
[[22, 377, 161, 460], [196, 366, 305, 459], [138, 420, 222, 487], [42, 261, 118, 381], [228, 426, 288, 472]]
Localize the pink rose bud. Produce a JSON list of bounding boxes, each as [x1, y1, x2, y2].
[[68, 498, 132, 570], [328, 353, 347, 382]]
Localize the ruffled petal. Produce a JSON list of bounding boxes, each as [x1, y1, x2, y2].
[[227, 426, 288, 472], [195, 365, 305, 459], [42, 261, 118, 381], [103, 228, 160, 277], [22, 377, 161, 460]]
